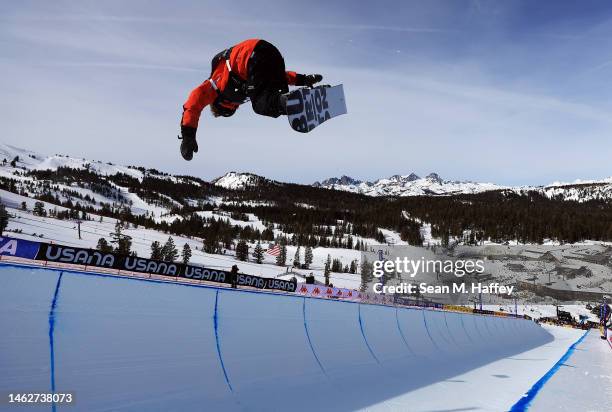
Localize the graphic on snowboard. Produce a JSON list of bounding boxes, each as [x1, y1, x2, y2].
[[285, 85, 347, 133]]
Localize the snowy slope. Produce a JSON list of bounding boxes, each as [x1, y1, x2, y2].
[[0, 143, 192, 218], [1, 188, 367, 288], [0, 143, 143, 179], [538, 181, 612, 202]]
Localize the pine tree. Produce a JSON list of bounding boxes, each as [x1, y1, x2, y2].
[[253, 241, 264, 264], [349, 259, 357, 274], [324, 254, 331, 286], [236, 240, 249, 261], [360, 258, 373, 292], [441, 229, 450, 247], [181, 243, 192, 264], [293, 246, 301, 268], [203, 235, 219, 254], [276, 245, 287, 266], [109, 221, 132, 255], [161, 236, 178, 262], [96, 237, 113, 253], [331, 258, 343, 273], [20, 201, 27, 211], [150, 241, 163, 260], [33, 201, 46, 217], [304, 246, 313, 269], [0, 203, 9, 234]]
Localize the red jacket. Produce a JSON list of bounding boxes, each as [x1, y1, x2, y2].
[[182, 39, 299, 129]]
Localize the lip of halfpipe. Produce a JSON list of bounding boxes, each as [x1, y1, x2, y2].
[[0, 264, 553, 411]]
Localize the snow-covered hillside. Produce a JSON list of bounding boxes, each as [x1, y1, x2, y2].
[[0, 143, 143, 179], [536, 182, 612, 202], [2, 188, 365, 289], [0, 143, 400, 286], [0, 143, 203, 219]]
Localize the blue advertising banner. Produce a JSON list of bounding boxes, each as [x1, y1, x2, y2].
[[0, 236, 297, 293], [0, 236, 41, 259]]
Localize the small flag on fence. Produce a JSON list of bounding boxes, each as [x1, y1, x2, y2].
[[267, 244, 281, 256]]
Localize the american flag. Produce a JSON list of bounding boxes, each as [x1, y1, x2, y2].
[[267, 244, 281, 256]]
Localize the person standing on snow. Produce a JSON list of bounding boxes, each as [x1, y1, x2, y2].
[[179, 39, 323, 160], [230, 264, 239, 289]]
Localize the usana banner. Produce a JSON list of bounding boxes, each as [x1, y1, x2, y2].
[[0, 236, 297, 293]]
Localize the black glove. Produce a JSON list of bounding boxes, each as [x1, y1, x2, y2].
[[296, 74, 323, 87], [179, 125, 198, 161], [304, 74, 323, 87], [181, 125, 197, 142]]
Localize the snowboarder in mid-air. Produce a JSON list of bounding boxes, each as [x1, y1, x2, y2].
[[179, 39, 323, 160]]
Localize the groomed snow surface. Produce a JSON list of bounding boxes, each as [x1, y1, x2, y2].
[[1, 264, 608, 412]]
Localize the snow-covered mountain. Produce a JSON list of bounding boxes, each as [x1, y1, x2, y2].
[[1, 142, 611, 203], [217, 171, 504, 197], [211, 171, 277, 190], [313, 173, 507, 197], [314, 172, 612, 201]]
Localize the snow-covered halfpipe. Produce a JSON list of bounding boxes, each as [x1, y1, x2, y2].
[[1, 264, 554, 411]]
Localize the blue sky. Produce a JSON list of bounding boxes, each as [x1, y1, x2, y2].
[[1, 0, 612, 185]]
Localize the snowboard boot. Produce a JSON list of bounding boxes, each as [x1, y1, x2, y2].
[[178, 129, 198, 161]]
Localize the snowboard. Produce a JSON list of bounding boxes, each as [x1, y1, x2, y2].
[[285, 84, 347, 133]]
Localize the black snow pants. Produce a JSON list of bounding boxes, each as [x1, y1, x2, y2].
[[247, 40, 289, 118]]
